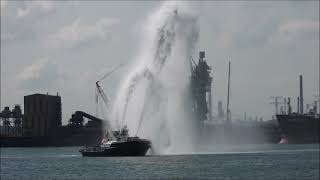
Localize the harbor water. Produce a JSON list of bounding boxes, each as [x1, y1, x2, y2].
[[1, 144, 319, 180]]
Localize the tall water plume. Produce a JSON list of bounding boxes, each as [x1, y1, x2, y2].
[[111, 2, 199, 154]]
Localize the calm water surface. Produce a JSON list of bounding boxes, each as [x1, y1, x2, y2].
[[1, 144, 319, 180]]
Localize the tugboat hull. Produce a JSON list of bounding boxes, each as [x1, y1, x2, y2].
[[80, 139, 151, 157]]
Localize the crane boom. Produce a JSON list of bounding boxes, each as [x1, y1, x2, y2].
[[96, 82, 109, 108], [95, 63, 125, 115], [97, 63, 125, 83]]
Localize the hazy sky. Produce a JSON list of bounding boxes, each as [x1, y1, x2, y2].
[[1, 1, 319, 123]]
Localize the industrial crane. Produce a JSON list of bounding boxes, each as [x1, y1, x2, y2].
[[95, 63, 125, 118]]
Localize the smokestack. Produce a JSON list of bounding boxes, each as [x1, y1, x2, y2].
[[284, 98, 287, 114], [300, 75, 304, 114], [288, 97, 292, 114]]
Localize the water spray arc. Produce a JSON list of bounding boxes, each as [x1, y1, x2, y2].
[[111, 2, 199, 154]]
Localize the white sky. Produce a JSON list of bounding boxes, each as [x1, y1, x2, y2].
[[1, 1, 319, 123]]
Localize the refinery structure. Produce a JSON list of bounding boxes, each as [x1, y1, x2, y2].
[[189, 52, 280, 144], [190, 51, 213, 123], [1, 50, 319, 147]]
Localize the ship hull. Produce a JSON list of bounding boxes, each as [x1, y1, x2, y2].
[[79, 139, 151, 157], [276, 114, 319, 144]]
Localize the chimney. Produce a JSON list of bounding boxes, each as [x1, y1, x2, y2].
[[300, 75, 304, 114], [288, 97, 292, 114]]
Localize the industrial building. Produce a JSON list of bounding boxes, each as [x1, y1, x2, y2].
[[23, 93, 62, 137], [1, 93, 106, 147]]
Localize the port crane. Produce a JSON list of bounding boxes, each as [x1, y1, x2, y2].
[[95, 63, 125, 119], [68, 63, 123, 128]]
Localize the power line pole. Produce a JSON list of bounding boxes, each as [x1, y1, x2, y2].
[[0, 49, 1, 112], [270, 96, 283, 115], [226, 61, 231, 124]]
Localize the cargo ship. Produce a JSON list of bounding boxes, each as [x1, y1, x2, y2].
[[79, 126, 151, 157], [277, 113, 319, 144], [276, 75, 319, 144]]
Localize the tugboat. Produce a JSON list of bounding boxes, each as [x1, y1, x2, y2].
[[79, 126, 151, 157]]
